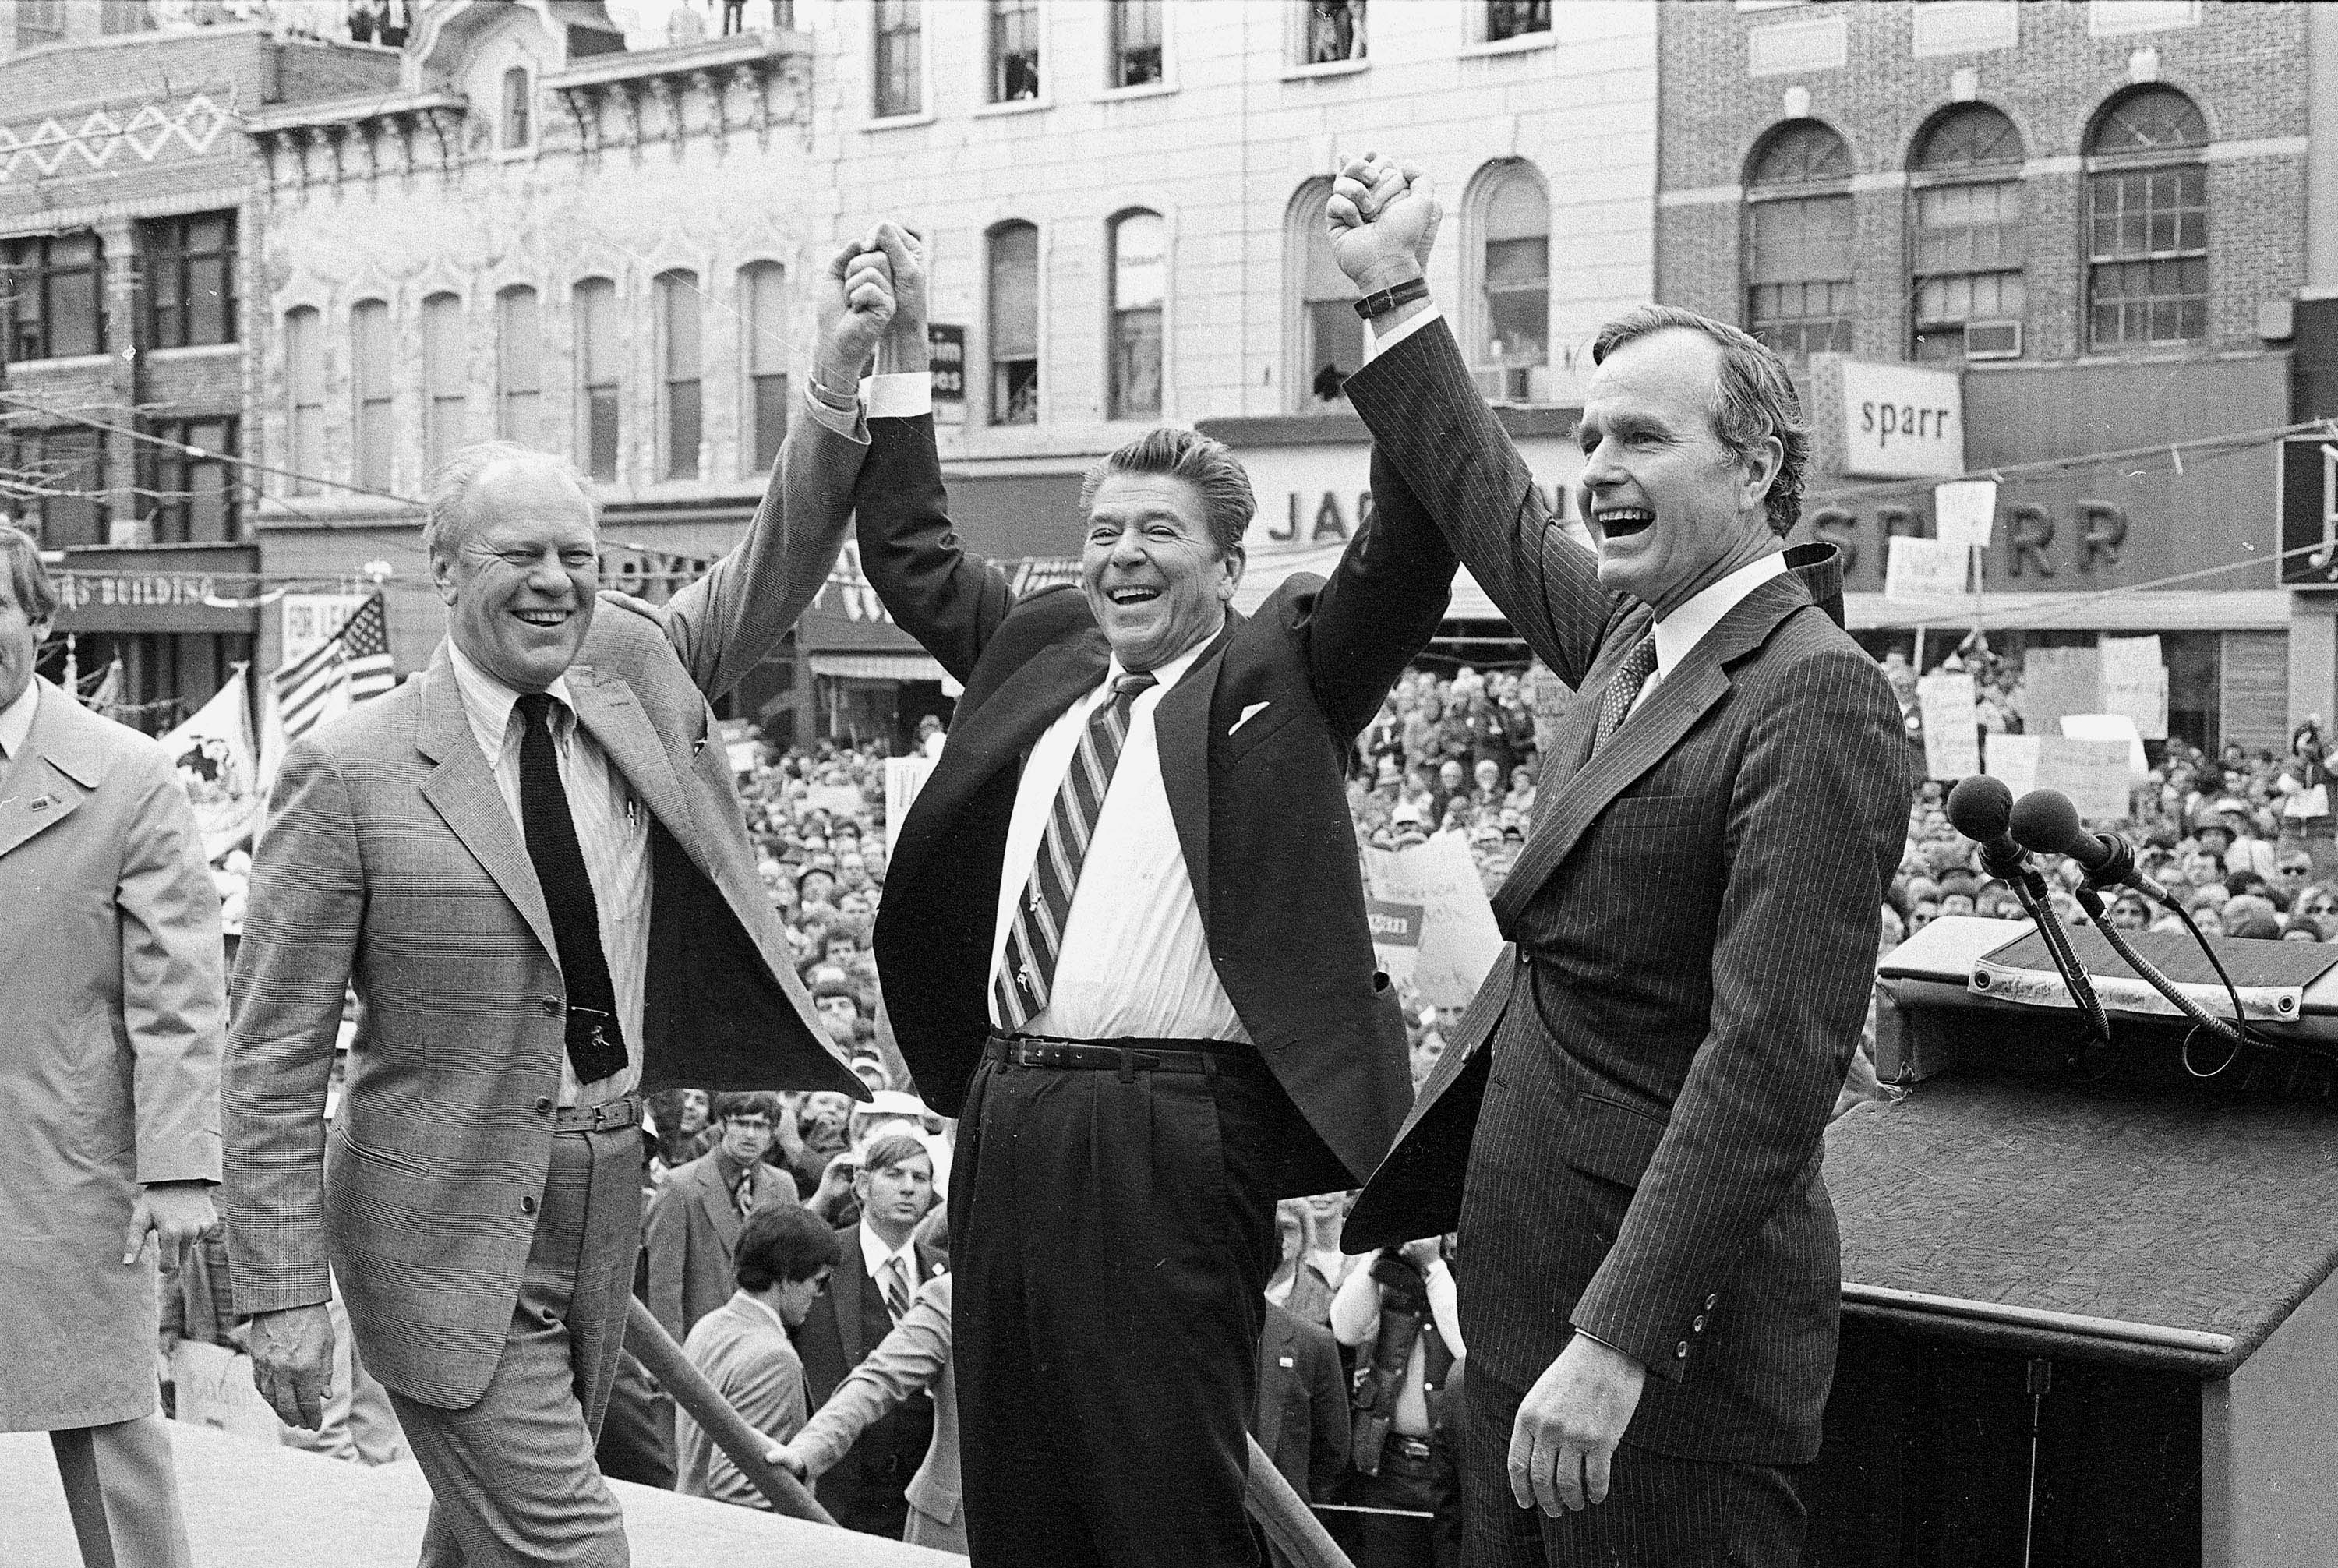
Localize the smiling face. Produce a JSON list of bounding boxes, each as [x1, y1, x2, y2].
[[1575, 329, 1783, 616], [0, 560, 44, 712], [432, 458, 599, 692], [1079, 471, 1240, 672]]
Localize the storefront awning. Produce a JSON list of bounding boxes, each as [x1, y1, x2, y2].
[[1846, 589, 2292, 634], [807, 651, 960, 694]]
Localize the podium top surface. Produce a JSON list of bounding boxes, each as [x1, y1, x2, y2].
[[1827, 1074, 2338, 1376]]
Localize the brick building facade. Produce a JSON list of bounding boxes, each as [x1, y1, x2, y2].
[[1655, 0, 2312, 754]]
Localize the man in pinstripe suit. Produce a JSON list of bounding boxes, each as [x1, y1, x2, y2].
[[224, 235, 904, 1566], [1330, 157, 1912, 1566]]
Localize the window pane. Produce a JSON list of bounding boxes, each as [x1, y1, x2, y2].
[[1482, 165, 1548, 243], [287, 307, 323, 492], [185, 253, 228, 346], [499, 288, 542, 447], [587, 387, 620, 482], [424, 295, 466, 472], [743, 263, 788, 376], [1912, 106, 2023, 174], [1110, 307, 1161, 419], [2087, 86, 2207, 157], [352, 300, 392, 489], [667, 379, 701, 479], [989, 224, 1039, 359], [1300, 182, 1350, 301], [1111, 212, 1165, 311], [51, 260, 101, 357], [659, 273, 700, 379], [576, 277, 619, 385], [1485, 0, 1550, 43], [1305, 298, 1361, 402], [875, 0, 923, 116], [1111, 0, 1163, 87], [991, 358, 1039, 425], [35, 429, 104, 547], [752, 373, 789, 470], [1303, 0, 1365, 64], [991, 0, 1040, 101]]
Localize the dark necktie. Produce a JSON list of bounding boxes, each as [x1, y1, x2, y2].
[[994, 670, 1159, 1031], [883, 1254, 913, 1322], [1591, 637, 1660, 756], [734, 1171, 756, 1220], [515, 692, 629, 1084]]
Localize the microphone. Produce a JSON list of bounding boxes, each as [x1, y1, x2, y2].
[[2007, 789, 2170, 903], [1945, 775, 2029, 879]]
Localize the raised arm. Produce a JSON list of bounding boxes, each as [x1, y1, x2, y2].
[[1328, 158, 1613, 688], [1298, 430, 1457, 740], [659, 230, 904, 697]]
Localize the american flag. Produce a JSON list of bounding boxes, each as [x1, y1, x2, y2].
[[272, 593, 395, 743]]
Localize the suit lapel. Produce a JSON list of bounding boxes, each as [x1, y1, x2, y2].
[[1151, 616, 1238, 925], [694, 1160, 743, 1253], [413, 648, 560, 963], [888, 632, 1109, 899], [0, 684, 94, 860], [1493, 577, 1810, 927], [567, 670, 698, 853]]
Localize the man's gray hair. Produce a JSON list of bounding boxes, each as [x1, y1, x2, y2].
[[1590, 305, 1809, 537], [1079, 427, 1254, 560], [0, 522, 58, 623], [423, 441, 597, 560]]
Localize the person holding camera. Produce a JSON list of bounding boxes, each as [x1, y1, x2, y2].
[[1330, 1236, 1464, 1568]]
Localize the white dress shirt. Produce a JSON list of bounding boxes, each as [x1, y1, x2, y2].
[[0, 676, 37, 761], [446, 640, 650, 1107], [1630, 550, 1787, 717], [987, 636, 1250, 1044], [859, 1219, 922, 1304]]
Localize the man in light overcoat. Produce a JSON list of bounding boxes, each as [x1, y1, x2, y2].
[[0, 524, 225, 1568]]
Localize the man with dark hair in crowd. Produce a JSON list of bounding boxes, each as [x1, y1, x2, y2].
[[675, 1204, 842, 1509], [645, 1092, 800, 1344], [795, 1132, 946, 1538]]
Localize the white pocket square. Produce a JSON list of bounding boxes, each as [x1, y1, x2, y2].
[[1230, 701, 1271, 735]]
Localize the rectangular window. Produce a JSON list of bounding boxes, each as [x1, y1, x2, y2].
[[5, 232, 104, 362], [286, 307, 324, 493], [1912, 181, 2026, 359], [2087, 164, 2207, 348], [497, 288, 543, 447], [1483, 235, 1549, 365], [990, 0, 1040, 101], [988, 225, 1040, 425], [1301, 0, 1366, 64], [1109, 214, 1164, 420], [874, 0, 923, 117], [14, 429, 105, 547], [351, 299, 394, 489], [1109, 0, 1164, 87], [743, 264, 790, 474], [1485, 0, 1551, 42], [140, 212, 238, 350], [575, 278, 620, 483], [422, 294, 468, 475], [659, 274, 702, 481], [144, 418, 238, 545], [16, 0, 63, 45], [1746, 194, 1854, 357], [99, 0, 152, 34]]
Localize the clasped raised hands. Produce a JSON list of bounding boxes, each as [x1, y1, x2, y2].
[[1326, 150, 1443, 294], [813, 221, 927, 393]]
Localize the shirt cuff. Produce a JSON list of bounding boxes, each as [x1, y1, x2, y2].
[[1362, 306, 1443, 362], [863, 372, 934, 419], [801, 384, 863, 439]]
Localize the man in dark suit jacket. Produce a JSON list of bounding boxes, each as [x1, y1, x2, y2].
[[1255, 1302, 1351, 1513], [791, 1133, 945, 1537], [838, 235, 1453, 1568], [643, 1091, 800, 1342], [1328, 158, 1911, 1566]]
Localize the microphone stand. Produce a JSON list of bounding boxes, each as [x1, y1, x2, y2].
[[1989, 855, 2113, 1056]]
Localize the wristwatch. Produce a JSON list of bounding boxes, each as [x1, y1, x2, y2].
[[1353, 277, 1430, 321]]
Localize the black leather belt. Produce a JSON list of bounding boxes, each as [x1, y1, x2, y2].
[[986, 1033, 1269, 1083]]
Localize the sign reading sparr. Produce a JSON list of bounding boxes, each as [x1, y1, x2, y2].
[[1838, 359, 1965, 479]]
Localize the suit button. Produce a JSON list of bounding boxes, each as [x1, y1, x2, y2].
[[521, 1195, 538, 1214], [1705, 1294, 1718, 1309], [535, 1097, 553, 1114], [1693, 1315, 1706, 1332], [541, 997, 561, 1015], [1676, 1341, 1690, 1358]]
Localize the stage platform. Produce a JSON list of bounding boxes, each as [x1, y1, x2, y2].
[[2, 1420, 958, 1567]]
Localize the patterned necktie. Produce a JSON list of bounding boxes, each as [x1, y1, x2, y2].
[[1591, 637, 1660, 756], [994, 670, 1160, 1031], [515, 693, 629, 1084], [734, 1171, 756, 1220], [883, 1254, 913, 1322]]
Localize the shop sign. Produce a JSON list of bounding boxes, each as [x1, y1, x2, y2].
[[281, 593, 369, 664], [929, 324, 966, 426], [2277, 434, 2338, 585], [1835, 359, 1965, 479], [1808, 489, 2131, 588], [55, 572, 218, 612]]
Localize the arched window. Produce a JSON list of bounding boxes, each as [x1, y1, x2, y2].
[[656, 270, 702, 480], [422, 291, 467, 475], [740, 261, 789, 473], [501, 66, 533, 150], [1107, 210, 1164, 420], [1743, 121, 1854, 358], [496, 285, 542, 447], [1471, 160, 1549, 400], [351, 298, 392, 489], [574, 278, 620, 482], [2085, 85, 2208, 350], [1287, 178, 1358, 407], [1909, 104, 2025, 360], [987, 222, 1040, 425], [284, 305, 323, 493]]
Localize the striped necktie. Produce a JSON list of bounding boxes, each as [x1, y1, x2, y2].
[[1591, 637, 1659, 756], [883, 1254, 913, 1322], [994, 670, 1159, 1032]]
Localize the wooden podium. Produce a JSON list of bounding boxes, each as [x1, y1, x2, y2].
[[1806, 917, 2338, 1568]]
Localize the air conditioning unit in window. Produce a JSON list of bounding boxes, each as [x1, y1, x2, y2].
[[1472, 366, 1539, 404], [1964, 320, 2022, 361]]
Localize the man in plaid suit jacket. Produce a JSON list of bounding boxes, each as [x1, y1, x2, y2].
[[224, 237, 906, 1566], [1330, 157, 1912, 1566]]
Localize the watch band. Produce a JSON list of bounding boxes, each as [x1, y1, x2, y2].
[[804, 373, 860, 411], [1354, 277, 1430, 321]]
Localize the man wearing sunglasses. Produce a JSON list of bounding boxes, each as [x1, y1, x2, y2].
[[676, 1204, 842, 1510]]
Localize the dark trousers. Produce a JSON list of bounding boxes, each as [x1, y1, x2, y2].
[[953, 1051, 1282, 1568], [1332, 1442, 1441, 1568], [389, 1124, 642, 1567], [1461, 1367, 1804, 1568]]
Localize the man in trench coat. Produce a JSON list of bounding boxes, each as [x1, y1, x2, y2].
[[0, 524, 226, 1568]]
